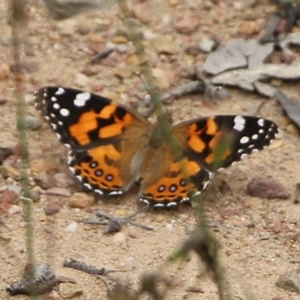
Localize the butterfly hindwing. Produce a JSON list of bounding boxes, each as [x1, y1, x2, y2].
[[139, 153, 213, 207]]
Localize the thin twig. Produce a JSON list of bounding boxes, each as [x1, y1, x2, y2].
[[11, 1, 36, 298], [80, 206, 153, 233], [63, 258, 126, 275], [90, 47, 114, 63]]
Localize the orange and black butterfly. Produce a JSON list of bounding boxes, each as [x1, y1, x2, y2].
[[34, 87, 278, 207]]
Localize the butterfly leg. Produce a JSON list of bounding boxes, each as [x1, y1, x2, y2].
[[80, 206, 153, 234]]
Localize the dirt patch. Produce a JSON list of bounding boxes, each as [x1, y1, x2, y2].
[[1, 1, 300, 299]]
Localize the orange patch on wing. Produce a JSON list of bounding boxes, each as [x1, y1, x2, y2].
[[182, 158, 200, 176], [145, 158, 201, 202], [208, 134, 220, 149], [69, 106, 134, 145], [98, 112, 133, 138], [188, 135, 206, 153], [74, 144, 123, 189], [205, 118, 218, 135], [100, 104, 117, 118], [205, 153, 214, 164], [119, 112, 133, 124], [69, 111, 99, 145], [205, 134, 232, 165], [99, 123, 125, 138], [145, 176, 191, 203], [188, 123, 207, 152], [189, 123, 198, 133], [89, 144, 121, 161]]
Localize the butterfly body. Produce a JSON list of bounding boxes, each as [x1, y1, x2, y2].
[[34, 87, 278, 207]]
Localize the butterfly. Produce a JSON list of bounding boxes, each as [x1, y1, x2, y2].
[[34, 87, 278, 207]]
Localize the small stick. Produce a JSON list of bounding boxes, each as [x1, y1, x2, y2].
[[63, 258, 126, 275], [90, 48, 114, 63]]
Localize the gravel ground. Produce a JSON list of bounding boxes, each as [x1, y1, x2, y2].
[[0, 1, 300, 299]]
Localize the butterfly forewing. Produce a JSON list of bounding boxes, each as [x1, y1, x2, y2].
[[174, 115, 278, 171], [34, 87, 150, 149]]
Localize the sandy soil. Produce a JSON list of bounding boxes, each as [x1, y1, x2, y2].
[[0, 1, 300, 299]]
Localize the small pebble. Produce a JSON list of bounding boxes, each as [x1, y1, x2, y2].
[[0, 147, 13, 163], [0, 166, 21, 179], [0, 63, 10, 80], [113, 232, 126, 243], [21, 115, 43, 130], [68, 192, 94, 209], [53, 172, 76, 188], [276, 271, 300, 293], [65, 222, 78, 233], [168, 0, 181, 6], [239, 21, 258, 36], [44, 202, 62, 216], [199, 37, 216, 53], [152, 35, 176, 54], [74, 73, 89, 88], [34, 172, 55, 189], [0, 230, 11, 242], [294, 183, 300, 204], [7, 185, 22, 194], [47, 187, 71, 197], [30, 159, 58, 174], [2, 189, 19, 205], [59, 283, 83, 299], [247, 177, 290, 199], [131, 3, 151, 24], [174, 13, 199, 34], [8, 205, 22, 215]]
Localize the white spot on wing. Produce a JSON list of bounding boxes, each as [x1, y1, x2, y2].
[[109, 191, 123, 195], [241, 153, 248, 159], [74, 92, 91, 107], [83, 183, 92, 190], [140, 198, 150, 205], [60, 108, 70, 117], [76, 175, 83, 181], [55, 87, 65, 95], [51, 96, 57, 102], [167, 202, 177, 207], [258, 118, 265, 127], [252, 134, 258, 140], [53, 103, 60, 110], [233, 116, 246, 132], [240, 136, 250, 144], [95, 189, 104, 195]]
